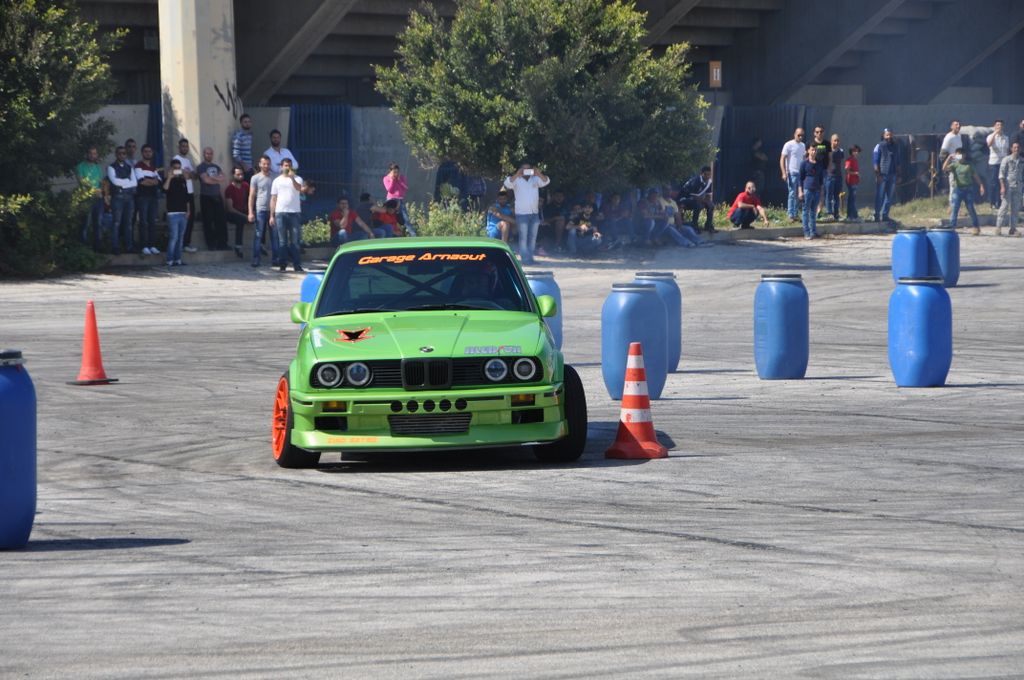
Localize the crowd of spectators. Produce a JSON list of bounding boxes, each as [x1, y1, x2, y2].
[[76, 113, 416, 271], [76, 114, 1024, 270]]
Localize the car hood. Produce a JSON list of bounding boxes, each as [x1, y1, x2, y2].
[[307, 311, 546, 361]]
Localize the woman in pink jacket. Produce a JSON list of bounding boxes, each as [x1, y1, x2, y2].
[[382, 162, 412, 233]]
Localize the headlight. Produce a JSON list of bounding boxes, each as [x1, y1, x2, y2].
[[316, 363, 343, 388], [484, 358, 508, 382], [345, 362, 371, 387], [512, 358, 537, 381]]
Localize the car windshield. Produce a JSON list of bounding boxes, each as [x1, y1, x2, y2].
[[315, 247, 534, 317]]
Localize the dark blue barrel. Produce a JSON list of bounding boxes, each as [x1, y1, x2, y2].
[[754, 274, 809, 379], [926, 227, 960, 287], [300, 271, 325, 304], [634, 272, 681, 372], [1, 350, 36, 549], [888, 277, 952, 387], [601, 283, 668, 399], [525, 270, 563, 349], [891, 228, 929, 283]]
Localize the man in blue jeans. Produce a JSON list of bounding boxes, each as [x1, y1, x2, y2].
[[780, 128, 806, 222], [503, 163, 550, 265], [943, 148, 985, 233], [269, 158, 308, 272], [873, 128, 900, 224], [106, 146, 137, 254], [799, 149, 824, 239], [248, 155, 279, 267]]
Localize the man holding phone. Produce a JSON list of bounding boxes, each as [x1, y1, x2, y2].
[[269, 158, 308, 272], [503, 163, 550, 265]]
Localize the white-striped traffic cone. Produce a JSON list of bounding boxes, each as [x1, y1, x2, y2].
[[605, 342, 668, 459]]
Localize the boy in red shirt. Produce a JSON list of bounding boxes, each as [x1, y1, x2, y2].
[[844, 145, 861, 221], [329, 197, 378, 245], [371, 199, 404, 236], [728, 181, 770, 229], [223, 166, 251, 257]]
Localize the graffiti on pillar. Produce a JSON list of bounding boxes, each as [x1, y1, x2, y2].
[[214, 81, 243, 118]]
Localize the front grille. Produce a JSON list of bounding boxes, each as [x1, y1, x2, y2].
[[402, 359, 452, 390], [388, 413, 472, 436], [310, 357, 539, 389]]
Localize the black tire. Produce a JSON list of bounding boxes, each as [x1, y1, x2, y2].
[[272, 373, 321, 469], [534, 364, 587, 463]]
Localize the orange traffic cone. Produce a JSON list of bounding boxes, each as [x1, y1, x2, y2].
[[68, 300, 118, 386], [605, 342, 667, 459]]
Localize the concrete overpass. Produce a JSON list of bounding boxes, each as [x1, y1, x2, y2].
[[80, 0, 1024, 108]]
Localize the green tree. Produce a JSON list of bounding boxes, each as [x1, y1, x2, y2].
[[376, 0, 713, 192], [0, 0, 120, 275]]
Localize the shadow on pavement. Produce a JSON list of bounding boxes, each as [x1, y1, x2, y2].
[[21, 537, 191, 552], [315, 423, 677, 473]]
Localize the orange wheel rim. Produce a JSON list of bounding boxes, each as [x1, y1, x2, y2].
[[272, 376, 289, 459]]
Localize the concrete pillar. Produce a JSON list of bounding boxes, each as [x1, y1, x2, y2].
[[158, 0, 240, 169]]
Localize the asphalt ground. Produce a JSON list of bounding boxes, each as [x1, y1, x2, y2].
[[1, 232, 1022, 679]]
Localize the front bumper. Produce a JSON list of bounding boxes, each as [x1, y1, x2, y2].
[[289, 382, 566, 451]]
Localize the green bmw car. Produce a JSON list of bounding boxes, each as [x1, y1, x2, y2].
[[273, 237, 587, 467]]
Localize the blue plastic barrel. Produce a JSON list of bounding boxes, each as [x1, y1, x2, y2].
[[300, 271, 325, 304], [634, 272, 681, 372], [754, 274, 809, 379], [926, 227, 960, 287], [525, 270, 563, 349], [891, 228, 929, 283], [1, 350, 36, 549], [601, 283, 668, 399], [888, 277, 952, 387]]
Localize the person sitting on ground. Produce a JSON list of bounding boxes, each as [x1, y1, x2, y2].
[[486, 190, 514, 242], [371, 199, 404, 237], [330, 197, 381, 245], [678, 166, 715, 233], [566, 203, 603, 256], [599, 192, 631, 246], [637, 189, 668, 246], [540, 189, 569, 252], [638, 190, 706, 249], [728, 181, 770, 230]]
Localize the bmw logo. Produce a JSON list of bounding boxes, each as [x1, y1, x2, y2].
[[419, 346, 434, 353]]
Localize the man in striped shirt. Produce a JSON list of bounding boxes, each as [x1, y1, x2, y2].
[[231, 113, 254, 180]]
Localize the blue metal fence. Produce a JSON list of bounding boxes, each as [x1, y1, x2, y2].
[[289, 104, 354, 220]]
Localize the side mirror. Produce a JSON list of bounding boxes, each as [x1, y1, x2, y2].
[[536, 295, 557, 318], [290, 301, 311, 325]]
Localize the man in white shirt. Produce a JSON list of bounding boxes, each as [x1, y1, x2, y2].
[[780, 128, 806, 222], [940, 120, 963, 205], [503, 163, 550, 265], [264, 129, 299, 174], [987, 119, 1009, 210], [172, 138, 198, 252], [269, 158, 307, 272]]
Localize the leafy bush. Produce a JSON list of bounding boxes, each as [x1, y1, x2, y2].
[[0, 189, 104, 277], [301, 216, 332, 246], [407, 200, 486, 238], [0, 0, 121, 276], [377, 0, 712, 194]]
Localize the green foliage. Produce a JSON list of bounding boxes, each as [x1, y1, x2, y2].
[[0, 189, 103, 277], [0, 0, 121, 275], [377, 0, 713, 193], [0, 0, 121, 196], [301, 216, 333, 246], [407, 200, 486, 238]]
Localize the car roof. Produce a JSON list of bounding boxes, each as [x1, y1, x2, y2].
[[334, 237, 513, 254]]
